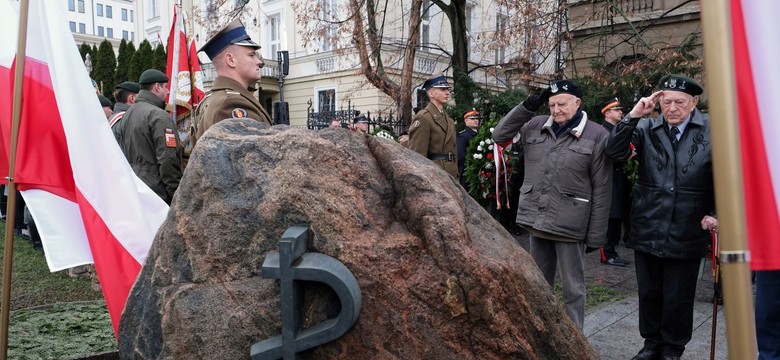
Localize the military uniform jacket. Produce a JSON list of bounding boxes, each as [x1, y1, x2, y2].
[[120, 90, 182, 204], [193, 76, 272, 145], [605, 109, 714, 259], [110, 102, 130, 144], [407, 102, 458, 178], [493, 103, 612, 247]]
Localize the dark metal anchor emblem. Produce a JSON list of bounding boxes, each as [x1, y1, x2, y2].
[[250, 226, 362, 360]]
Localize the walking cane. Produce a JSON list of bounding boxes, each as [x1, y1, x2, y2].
[[709, 230, 719, 360]]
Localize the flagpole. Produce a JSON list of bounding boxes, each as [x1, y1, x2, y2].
[[0, 0, 30, 358], [699, 1, 757, 358]]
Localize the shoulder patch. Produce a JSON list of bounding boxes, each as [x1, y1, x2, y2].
[[411, 120, 421, 130], [165, 129, 177, 148], [232, 108, 248, 118]]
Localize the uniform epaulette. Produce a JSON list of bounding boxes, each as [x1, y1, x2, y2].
[[225, 90, 241, 96]]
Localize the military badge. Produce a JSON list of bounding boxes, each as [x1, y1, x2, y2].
[[550, 82, 559, 93], [165, 129, 177, 148], [411, 120, 421, 130], [232, 108, 248, 118]]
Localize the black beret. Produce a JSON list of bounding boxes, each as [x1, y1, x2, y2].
[[658, 74, 703, 96], [198, 19, 261, 59], [115, 81, 140, 93], [600, 97, 622, 114], [138, 69, 169, 85], [98, 95, 112, 107], [353, 115, 369, 124], [423, 76, 451, 90], [548, 79, 582, 98]]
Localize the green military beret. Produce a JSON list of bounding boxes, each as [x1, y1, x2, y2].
[[98, 95, 112, 107], [658, 74, 703, 96], [115, 81, 141, 93], [138, 69, 169, 85]]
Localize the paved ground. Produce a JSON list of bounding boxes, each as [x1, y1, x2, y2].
[[512, 230, 728, 360]]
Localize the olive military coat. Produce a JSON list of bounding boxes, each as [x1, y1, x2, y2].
[[193, 76, 272, 145], [407, 102, 458, 178]]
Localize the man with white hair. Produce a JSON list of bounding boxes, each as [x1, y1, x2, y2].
[[606, 75, 717, 360], [492, 79, 612, 331]]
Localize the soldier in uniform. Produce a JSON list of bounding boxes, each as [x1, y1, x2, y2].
[[109, 81, 140, 143], [119, 69, 182, 204], [193, 19, 273, 148], [457, 108, 480, 187], [353, 115, 369, 134], [407, 75, 458, 178]]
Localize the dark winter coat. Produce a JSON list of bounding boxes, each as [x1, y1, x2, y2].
[[605, 109, 714, 259]]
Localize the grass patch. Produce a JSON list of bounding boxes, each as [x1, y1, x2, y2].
[[554, 282, 624, 308], [0, 222, 116, 358]]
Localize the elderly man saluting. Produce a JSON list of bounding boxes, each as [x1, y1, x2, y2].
[[493, 79, 612, 331], [605, 75, 717, 360]]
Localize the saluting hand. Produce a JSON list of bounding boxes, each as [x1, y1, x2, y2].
[[629, 90, 664, 118]]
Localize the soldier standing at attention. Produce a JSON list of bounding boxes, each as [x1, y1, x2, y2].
[[193, 19, 273, 147], [407, 76, 458, 178], [120, 69, 182, 204], [110, 81, 140, 144]]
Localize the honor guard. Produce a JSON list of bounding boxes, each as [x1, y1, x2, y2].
[[192, 19, 273, 149], [407, 75, 458, 178]]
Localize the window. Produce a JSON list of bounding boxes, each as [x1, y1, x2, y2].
[[96, 4, 103, 16], [131, 32, 135, 42], [420, 0, 430, 46], [122, 30, 129, 40], [317, 89, 336, 112], [106, 5, 113, 18], [78, 23, 86, 33], [107, 28, 113, 38], [77, 0, 85, 13], [495, 13, 509, 63], [130, 10, 134, 22], [122, 8, 128, 21], [268, 14, 281, 59], [149, 0, 159, 19], [69, 21, 76, 32], [319, 0, 338, 51], [98, 26, 104, 37], [68, 0, 75, 11]]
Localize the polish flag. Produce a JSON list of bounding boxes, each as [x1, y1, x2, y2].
[[0, 1, 169, 333], [731, 0, 780, 270], [166, 5, 191, 119]]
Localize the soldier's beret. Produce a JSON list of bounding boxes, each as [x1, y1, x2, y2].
[[658, 74, 703, 96], [115, 81, 141, 93], [199, 19, 261, 59], [548, 79, 582, 98], [98, 95, 112, 107], [423, 76, 451, 90], [600, 97, 622, 114], [353, 115, 369, 124], [138, 69, 169, 85]]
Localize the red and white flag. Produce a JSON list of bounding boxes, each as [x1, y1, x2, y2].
[[166, 6, 205, 119], [731, 0, 780, 271], [0, 1, 169, 333]]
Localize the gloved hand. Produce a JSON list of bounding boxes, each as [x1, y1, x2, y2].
[[522, 88, 551, 112]]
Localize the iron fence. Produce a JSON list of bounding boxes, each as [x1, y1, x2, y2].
[[306, 100, 410, 137]]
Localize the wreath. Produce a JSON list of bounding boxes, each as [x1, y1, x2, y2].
[[463, 118, 516, 209], [370, 126, 397, 141]]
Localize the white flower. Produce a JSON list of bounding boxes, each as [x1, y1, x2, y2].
[[488, 145, 494, 150], [489, 127, 494, 133], [485, 163, 492, 169], [479, 140, 486, 146], [477, 145, 483, 152], [473, 153, 483, 160]]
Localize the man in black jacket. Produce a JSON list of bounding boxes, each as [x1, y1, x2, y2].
[[606, 75, 718, 360], [456, 108, 479, 188], [599, 97, 631, 267]]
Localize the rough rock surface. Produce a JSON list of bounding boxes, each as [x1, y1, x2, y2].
[[118, 119, 597, 359]]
